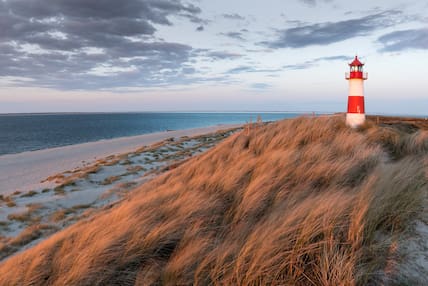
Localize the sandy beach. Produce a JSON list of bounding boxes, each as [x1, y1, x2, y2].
[[0, 124, 241, 196]]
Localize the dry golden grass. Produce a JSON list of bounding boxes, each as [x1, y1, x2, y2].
[[0, 224, 57, 260], [125, 165, 146, 175], [8, 224, 54, 248], [20, 190, 39, 198], [0, 195, 17, 207], [50, 209, 68, 223], [7, 212, 32, 223], [0, 116, 426, 285]]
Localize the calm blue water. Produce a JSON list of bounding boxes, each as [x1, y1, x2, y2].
[[0, 112, 301, 156]]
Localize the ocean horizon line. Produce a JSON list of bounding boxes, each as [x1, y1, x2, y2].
[[0, 111, 426, 117], [0, 110, 315, 116]]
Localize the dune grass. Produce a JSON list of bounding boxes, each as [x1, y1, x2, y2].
[[0, 195, 16, 207], [20, 190, 39, 198], [0, 116, 426, 285]]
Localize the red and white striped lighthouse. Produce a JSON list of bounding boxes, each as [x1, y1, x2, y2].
[[346, 56, 368, 127]]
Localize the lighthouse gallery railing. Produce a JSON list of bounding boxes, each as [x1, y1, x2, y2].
[[345, 72, 368, 80]]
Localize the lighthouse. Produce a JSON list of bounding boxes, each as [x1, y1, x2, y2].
[[346, 56, 368, 127]]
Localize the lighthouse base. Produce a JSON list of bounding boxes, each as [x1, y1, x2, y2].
[[346, 113, 365, 128]]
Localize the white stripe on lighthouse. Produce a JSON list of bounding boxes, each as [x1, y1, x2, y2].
[[348, 79, 364, 96]]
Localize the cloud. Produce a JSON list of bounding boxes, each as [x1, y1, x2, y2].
[[378, 28, 428, 52], [0, 42, 194, 90], [220, 32, 245, 41], [222, 13, 245, 20], [226, 56, 347, 75], [283, 55, 349, 70], [264, 10, 402, 48], [196, 26, 204, 32], [250, 83, 271, 90], [15, 0, 200, 23], [0, 0, 204, 90], [300, 0, 316, 5], [227, 66, 281, 74], [227, 66, 255, 74], [206, 51, 243, 60], [299, 0, 334, 6], [315, 56, 349, 61]]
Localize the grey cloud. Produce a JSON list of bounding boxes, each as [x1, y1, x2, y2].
[[315, 56, 349, 61], [6, 0, 200, 25], [227, 66, 281, 74], [108, 41, 192, 59], [283, 55, 348, 70], [378, 28, 428, 52], [0, 0, 204, 90], [265, 10, 402, 48], [182, 13, 208, 24], [65, 18, 156, 38], [299, 0, 333, 6], [300, 0, 316, 5], [228, 66, 255, 74], [222, 13, 245, 20], [250, 83, 271, 90], [25, 34, 85, 51], [2, 0, 201, 45], [283, 63, 313, 70], [0, 42, 194, 90], [206, 51, 242, 60], [227, 56, 346, 74], [196, 25, 204, 32], [220, 32, 245, 41], [0, 9, 50, 39]]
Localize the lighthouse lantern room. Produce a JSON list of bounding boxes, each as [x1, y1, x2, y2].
[[345, 56, 368, 128]]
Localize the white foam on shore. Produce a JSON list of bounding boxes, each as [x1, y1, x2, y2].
[[0, 124, 241, 195]]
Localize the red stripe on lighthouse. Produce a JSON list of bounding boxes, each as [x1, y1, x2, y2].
[[347, 96, 365, 114]]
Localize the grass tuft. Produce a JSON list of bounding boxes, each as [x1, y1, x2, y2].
[[7, 212, 31, 223], [20, 190, 39, 198], [100, 176, 121, 186], [3, 196, 17, 207]]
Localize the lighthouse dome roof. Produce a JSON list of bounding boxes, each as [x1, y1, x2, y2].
[[349, 56, 364, 66]]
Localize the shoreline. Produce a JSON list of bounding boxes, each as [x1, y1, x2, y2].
[[0, 124, 244, 158], [0, 124, 241, 195], [0, 112, 301, 157], [0, 124, 243, 260]]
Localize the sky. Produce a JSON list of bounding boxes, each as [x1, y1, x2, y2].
[[0, 0, 427, 115]]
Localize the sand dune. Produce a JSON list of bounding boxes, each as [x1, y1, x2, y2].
[[0, 116, 426, 285]]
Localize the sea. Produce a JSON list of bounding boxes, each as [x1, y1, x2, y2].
[[0, 112, 302, 156]]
